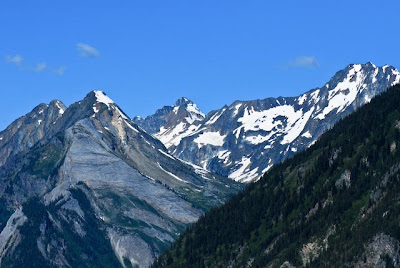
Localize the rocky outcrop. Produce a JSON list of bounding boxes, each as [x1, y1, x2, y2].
[[356, 233, 400, 267], [0, 208, 27, 265]]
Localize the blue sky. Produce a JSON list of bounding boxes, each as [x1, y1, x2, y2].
[[1, 0, 399, 130]]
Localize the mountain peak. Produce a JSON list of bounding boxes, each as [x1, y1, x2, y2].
[[134, 96, 205, 148], [174, 97, 193, 106], [343, 62, 377, 71], [137, 62, 400, 182], [343, 62, 372, 73], [83, 90, 115, 107], [345, 62, 398, 72], [49, 100, 66, 115], [173, 98, 205, 123], [79, 90, 125, 117], [0, 99, 67, 166], [0, 89, 240, 267], [93, 90, 114, 106], [365, 61, 376, 68]]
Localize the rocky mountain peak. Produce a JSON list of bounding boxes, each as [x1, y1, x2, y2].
[[0, 90, 241, 267], [174, 97, 193, 106], [0, 99, 67, 167], [137, 62, 400, 182], [172, 97, 205, 120], [133, 97, 205, 148], [80, 90, 115, 112], [49, 100, 67, 115]]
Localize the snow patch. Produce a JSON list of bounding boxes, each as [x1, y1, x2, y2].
[[229, 157, 253, 182], [230, 103, 242, 117], [157, 163, 189, 183], [302, 131, 312, 138], [309, 89, 320, 104], [194, 131, 226, 148], [298, 94, 307, 105], [124, 121, 139, 133], [238, 105, 301, 133], [55, 101, 65, 115], [206, 109, 225, 125], [94, 91, 114, 107], [155, 122, 200, 148], [158, 149, 175, 160], [281, 107, 314, 144], [115, 106, 129, 120], [186, 103, 205, 119], [217, 150, 231, 164]]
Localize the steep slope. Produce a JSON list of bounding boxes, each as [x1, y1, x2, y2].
[[0, 91, 240, 267], [0, 100, 66, 167], [133, 97, 205, 149], [137, 63, 400, 182], [153, 84, 400, 267]]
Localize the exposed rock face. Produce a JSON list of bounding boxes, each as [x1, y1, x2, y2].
[[356, 233, 400, 267], [0, 208, 27, 266], [0, 91, 241, 267], [136, 63, 400, 182], [0, 100, 65, 166], [335, 170, 351, 189], [300, 225, 335, 266]]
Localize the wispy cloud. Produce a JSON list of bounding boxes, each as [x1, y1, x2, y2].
[[33, 62, 47, 72], [5, 54, 65, 75], [288, 56, 319, 68], [77, 43, 99, 57], [5, 55, 23, 66], [54, 66, 66, 75]]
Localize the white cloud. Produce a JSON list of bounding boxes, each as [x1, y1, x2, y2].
[[33, 62, 47, 72], [288, 56, 319, 68], [4, 54, 65, 75], [54, 66, 66, 75], [77, 43, 100, 57], [5, 55, 23, 66]]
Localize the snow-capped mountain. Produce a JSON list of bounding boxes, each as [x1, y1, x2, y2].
[[135, 63, 400, 182], [0, 91, 240, 267], [133, 97, 205, 148]]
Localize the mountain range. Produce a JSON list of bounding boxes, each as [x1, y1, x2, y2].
[[153, 83, 400, 267], [0, 91, 240, 267], [0, 62, 399, 267], [135, 62, 400, 182]]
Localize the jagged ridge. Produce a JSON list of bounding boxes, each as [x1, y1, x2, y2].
[[136, 63, 400, 182]]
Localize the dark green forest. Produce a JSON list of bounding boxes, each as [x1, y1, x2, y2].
[[153, 84, 400, 267]]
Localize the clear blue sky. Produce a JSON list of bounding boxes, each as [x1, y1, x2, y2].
[[1, 0, 399, 130]]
